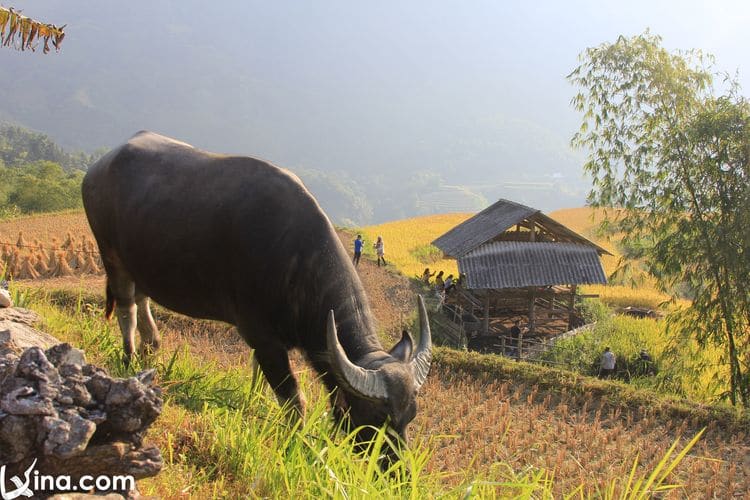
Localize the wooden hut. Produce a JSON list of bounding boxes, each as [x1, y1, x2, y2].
[[432, 199, 611, 352]]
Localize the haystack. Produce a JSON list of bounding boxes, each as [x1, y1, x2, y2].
[[18, 255, 39, 280], [34, 252, 50, 277], [66, 247, 79, 269], [0, 244, 11, 265], [51, 251, 75, 277], [37, 244, 49, 264], [79, 252, 102, 275], [62, 232, 75, 249], [47, 247, 58, 269], [15, 231, 26, 249], [6, 248, 20, 277]]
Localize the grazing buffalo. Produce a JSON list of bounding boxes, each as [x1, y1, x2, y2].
[[82, 131, 432, 447]]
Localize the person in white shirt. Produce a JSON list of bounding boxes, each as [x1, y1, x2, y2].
[[373, 236, 386, 267], [600, 346, 616, 378]]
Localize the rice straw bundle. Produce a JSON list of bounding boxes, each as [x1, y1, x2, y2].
[[51, 251, 75, 277], [79, 252, 102, 275], [18, 255, 39, 280], [66, 247, 79, 269], [62, 232, 74, 249], [34, 251, 50, 277], [16, 231, 26, 249]]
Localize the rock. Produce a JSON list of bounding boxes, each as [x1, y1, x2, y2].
[[0, 339, 163, 495], [47, 342, 87, 368], [1, 385, 56, 415], [0, 288, 11, 308], [0, 414, 36, 463], [0, 307, 59, 357], [0, 306, 41, 325], [43, 413, 97, 458]]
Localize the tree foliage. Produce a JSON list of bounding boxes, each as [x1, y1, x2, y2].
[[0, 5, 65, 53], [0, 126, 89, 217], [569, 32, 750, 406], [0, 125, 94, 171]]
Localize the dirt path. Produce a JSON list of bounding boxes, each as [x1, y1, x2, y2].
[[335, 229, 418, 344]]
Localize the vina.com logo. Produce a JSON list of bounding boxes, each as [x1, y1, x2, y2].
[[0, 460, 36, 500], [1, 459, 135, 499]]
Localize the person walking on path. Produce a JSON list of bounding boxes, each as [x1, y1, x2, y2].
[[373, 236, 386, 267], [599, 346, 616, 379], [353, 234, 364, 266]]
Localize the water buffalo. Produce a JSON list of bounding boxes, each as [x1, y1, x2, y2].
[[81, 131, 432, 446]]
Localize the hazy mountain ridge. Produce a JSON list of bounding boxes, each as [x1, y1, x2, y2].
[[1, 1, 591, 223]]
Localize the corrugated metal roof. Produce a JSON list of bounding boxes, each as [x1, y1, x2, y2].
[[458, 241, 607, 289], [432, 199, 537, 257], [432, 198, 611, 257]]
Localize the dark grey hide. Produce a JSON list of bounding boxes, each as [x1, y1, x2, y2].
[[82, 131, 432, 445]]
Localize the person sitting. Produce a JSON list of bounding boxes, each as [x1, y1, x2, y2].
[[434, 270, 445, 291], [444, 274, 456, 294]]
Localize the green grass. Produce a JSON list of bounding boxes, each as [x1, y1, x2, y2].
[[11, 284, 716, 498], [433, 347, 748, 436]]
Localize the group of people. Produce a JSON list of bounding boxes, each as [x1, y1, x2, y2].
[[599, 347, 653, 379], [422, 268, 461, 295], [352, 234, 386, 268]]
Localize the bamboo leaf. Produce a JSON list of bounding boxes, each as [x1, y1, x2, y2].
[[0, 6, 65, 53]]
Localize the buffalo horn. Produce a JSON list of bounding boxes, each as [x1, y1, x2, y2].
[[410, 295, 433, 389], [327, 310, 388, 400]]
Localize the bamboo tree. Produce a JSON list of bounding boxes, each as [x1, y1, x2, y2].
[[569, 32, 750, 406]]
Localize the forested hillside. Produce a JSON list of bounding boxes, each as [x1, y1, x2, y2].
[[0, 125, 91, 216], [0, 123, 406, 224]]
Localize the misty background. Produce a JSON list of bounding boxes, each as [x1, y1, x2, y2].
[[1, 1, 748, 225]]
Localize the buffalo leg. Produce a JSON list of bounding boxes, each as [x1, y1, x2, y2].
[[252, 344, 306, 415], [250, 351, 264, 389], [115, 303, 137, 365], [135, 292, 160, 357], [107, 276, 137, 366]]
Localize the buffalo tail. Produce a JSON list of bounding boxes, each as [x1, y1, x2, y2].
[[105, 281, 115, 320]]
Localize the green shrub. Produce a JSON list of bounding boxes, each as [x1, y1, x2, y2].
[[409, 244, 443, 265], [577, 297, 611, 323], [541, 315, 663, 381]]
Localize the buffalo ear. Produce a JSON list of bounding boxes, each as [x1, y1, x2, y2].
[[389, 330, 414, 362]]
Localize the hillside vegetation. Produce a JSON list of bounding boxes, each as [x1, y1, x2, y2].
[[0, 125, 93, 217], [359, 209, 728, 403], [3, 210, 749, 497]]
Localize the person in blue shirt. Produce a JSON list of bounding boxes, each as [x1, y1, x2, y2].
[[353, 234, 364, 266]]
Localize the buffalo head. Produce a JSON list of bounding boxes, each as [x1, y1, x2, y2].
[[326, 295, 432, 451]]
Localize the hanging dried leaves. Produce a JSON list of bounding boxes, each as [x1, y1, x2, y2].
[[0, 6, 65, 53]]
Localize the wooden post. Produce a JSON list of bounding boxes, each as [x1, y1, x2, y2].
[[521, 288, 536, 360], [529, 221, 536, 242], [528, 289, 536, 334], [483, 293, 490, 335], [568, 284, 577, 330]]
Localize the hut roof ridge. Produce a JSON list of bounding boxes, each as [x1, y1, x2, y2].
[[432, 198, 610, 257]]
